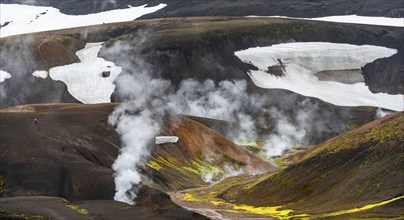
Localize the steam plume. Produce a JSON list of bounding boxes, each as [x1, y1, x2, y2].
[[105, 32, 317, 204]]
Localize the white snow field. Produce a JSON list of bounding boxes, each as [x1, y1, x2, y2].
[[310, 15, 404, 27], [49, 42, 122, 104], [155, 136, 180, 144], [32, 70, 48, 79], [0, 3, 166, 38], [248, 15, 404, 27], [0, 70, 12, 82], [235, 42, 403, 111]]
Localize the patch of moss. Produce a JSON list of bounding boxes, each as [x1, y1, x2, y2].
[[148, 156, 178, 171], [147, 160, 163, 171], [182, 192, 198, 201], [60, 199, 89, 215], [55, 36, 73, 47], [303, 115, 404, 160], [315, 195, 404, 218], [180, 190, 404, 219], [0, 35, 20, 44], [178, 159, 226, 181], [181, 166, 200, 175], [148, 155, 227, 183], [221, 155, 245, 170], [273, 157, 288, 169], [212, 178, 244, 191], [231, 204, 299, 219], [156, 17, 302, 50], [181, 191, 302, 219], [0, 105, 36, 112], [0, 209, 49, 220], [242, 172, 275, 191]]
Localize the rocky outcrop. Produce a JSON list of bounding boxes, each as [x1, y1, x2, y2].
[[362, 52, 404, 94]]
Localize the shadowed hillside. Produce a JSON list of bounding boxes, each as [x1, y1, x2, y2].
[[0, 103, 273, 199], [0, 103, 279, 220], [0, 104, 119, 200]]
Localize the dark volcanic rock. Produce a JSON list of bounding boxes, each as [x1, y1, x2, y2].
[[316, 69, 364, 84], [362, 52, 404, 94], [1, 0, 403, 18], [0, 21, 11, 28], [101, 71, 111, 77], [266, 63, 286, 77]]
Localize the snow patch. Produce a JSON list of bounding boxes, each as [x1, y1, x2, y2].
[[0, 70, 11, 82], [248, 15, 404, 27], [376, 108, 395, 118], [155, 136, 179, 144], [235, 42, 403, 111], [32, 70, 48, 79], [311, 15, 404, 27], [0, 3, 167, 38], [49, 42, 122, 104]]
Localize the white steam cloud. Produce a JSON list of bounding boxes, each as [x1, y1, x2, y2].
[[264, 108, 306, 156], [166, 79, 266, 142], [108, 68, 171, 204], [105, 33, 317, 204]]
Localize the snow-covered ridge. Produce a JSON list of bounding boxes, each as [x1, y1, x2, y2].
[[155, 136, 179, 144], [235, 42, 403, 111], [49, 42, 122, 104], [0, 3, 166, 38], [247, 15, 404, 27]]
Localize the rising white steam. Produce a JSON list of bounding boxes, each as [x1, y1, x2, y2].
[[166, 79, 267, 142], [109, 73, 267, 203], [109, 108, 161, 204], [106, 38, 328, 204], [264, 108, 306, 156], [108, 68, 171, 204]]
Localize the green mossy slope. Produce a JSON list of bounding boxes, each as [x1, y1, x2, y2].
[[221, 112, 404, 218]]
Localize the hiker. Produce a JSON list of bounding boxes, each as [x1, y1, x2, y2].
[[34, 118, 38, 125], [62, 146, 65, 152]]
